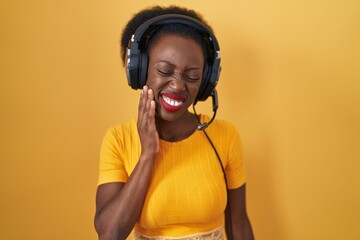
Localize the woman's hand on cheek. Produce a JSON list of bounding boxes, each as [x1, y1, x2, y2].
[[137, 85, 159, 158]]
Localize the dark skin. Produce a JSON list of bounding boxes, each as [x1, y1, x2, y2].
[[94, 35, 254, 240]]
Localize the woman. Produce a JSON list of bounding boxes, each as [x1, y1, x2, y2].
[[95, 5, 254, 240]]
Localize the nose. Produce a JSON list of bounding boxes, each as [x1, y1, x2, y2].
[[169, 73, 186, 92]]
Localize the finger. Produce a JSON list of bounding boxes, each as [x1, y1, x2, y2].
[[142, 89, 154, 131], [139, 85, 148, 112], [138, 85, 148, 126], [144, 88, 153, 114], [148, 100, 156, 122], [147, 89, 155, 116]]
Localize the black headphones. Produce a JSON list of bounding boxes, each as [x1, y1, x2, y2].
[[126, 14, 221, 102]]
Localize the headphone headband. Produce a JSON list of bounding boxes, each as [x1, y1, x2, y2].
[[126, 14, 221, 101], [131, 14, 220, 51]]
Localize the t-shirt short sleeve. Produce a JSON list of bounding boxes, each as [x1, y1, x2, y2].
[[224, 124, 247, 189], [97, 127, 129, 186]]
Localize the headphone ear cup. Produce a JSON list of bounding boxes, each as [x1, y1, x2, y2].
[[126, 43, 148, 89], [197, 63, 210, 101], [138, 52, 149, 89], [126, 47, 140, 89], [199, 57, 221, 101]]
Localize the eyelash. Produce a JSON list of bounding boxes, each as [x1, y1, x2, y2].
[[158, 70, 172, 77], [157, 70, 200, 82]]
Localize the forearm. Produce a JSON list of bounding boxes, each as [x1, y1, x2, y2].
[[95, 154, 155, 240], [232, 215, 254, 240], [228, 186, 255, 240]]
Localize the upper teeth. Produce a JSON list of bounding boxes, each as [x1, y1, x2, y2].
[[162, 95, 183, 107]]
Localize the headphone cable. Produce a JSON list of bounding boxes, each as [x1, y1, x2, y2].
[[193, 105, 234, 240]]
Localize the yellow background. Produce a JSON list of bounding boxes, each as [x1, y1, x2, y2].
[[1, 0, 359, 239]]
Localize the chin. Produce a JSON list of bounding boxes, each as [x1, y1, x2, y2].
[[156, 108, 189, 123]]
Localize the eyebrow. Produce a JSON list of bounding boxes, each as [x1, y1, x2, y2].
[[156, 60, 202, 71], [156, 60, 175, 67]]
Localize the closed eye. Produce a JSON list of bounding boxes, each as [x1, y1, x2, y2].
[[184, 75, 201, 82], [157, 69, 173, 77]]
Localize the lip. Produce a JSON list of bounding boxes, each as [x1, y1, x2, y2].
[[160, 93, 187, 112], [161, 93, 187, 101]]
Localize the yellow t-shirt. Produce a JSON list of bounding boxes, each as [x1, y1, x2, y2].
[[98, 115, 246, 238]]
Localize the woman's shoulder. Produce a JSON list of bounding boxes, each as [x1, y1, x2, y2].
[[111, 118, 137, 130], [200, 115, 240, 145], [201, 114, 237, 132], [103, 118, 138, 140]]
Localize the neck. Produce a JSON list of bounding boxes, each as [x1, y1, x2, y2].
[[155, 112, 199, 142]]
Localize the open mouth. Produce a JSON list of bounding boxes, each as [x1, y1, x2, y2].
[[160, 93, 187, 112]]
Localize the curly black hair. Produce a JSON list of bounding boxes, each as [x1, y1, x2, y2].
[[120, 5, 214, 66]]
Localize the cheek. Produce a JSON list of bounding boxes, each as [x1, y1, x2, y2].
[[192, 81, 202, 95], [145, 74, 162, 100], [145, 68, 157, 85]]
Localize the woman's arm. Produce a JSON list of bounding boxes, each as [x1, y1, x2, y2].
[[94, 87, 159, 240], [94, 154, 154, 240], [228, 184, 255, 240]]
